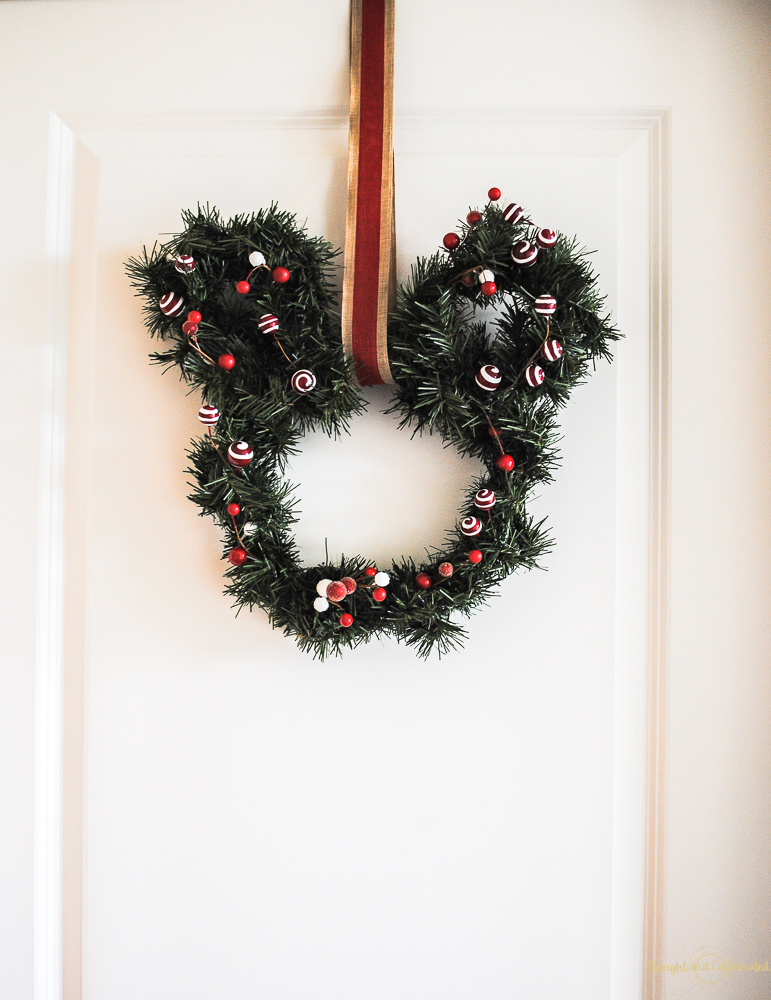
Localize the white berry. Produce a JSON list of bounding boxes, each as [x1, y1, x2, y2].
[[479, 269, 495, 284], [313, 597, 329, 612], [249, 251, 266, 267], [316, 578, 332, 597], [374, 572, 390, 587]]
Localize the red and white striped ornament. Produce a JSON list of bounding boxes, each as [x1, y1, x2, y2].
[[291, 369, 317, 394], [541, 339, 563, 362], [460, 516, 483, 537], [159, 291, 185, 316], [197, 404, 220, 426], [474, 489, 496, 510], [512, 241, 539, 267], [227, 441, 254, 468], [534, 294, 557, 316], [525, 364, 545, 387], [258, 313, 280, 335], [174, 254, 196, 273], [502, 203, 525, 225], [475, 364, 502, 392], [536, 228, 558, 249]]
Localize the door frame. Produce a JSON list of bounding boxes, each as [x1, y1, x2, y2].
[[35, 106, 670, 1000]]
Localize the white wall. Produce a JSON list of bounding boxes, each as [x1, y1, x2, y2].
[[1, 3, 769, 999]]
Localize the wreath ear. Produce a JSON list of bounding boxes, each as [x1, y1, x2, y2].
[[126, 196, 619, 659]]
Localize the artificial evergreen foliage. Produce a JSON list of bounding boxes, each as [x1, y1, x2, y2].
[[126, 201, 618, 658]]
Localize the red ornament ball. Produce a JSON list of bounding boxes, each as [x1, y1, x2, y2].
[[341, 576, 357, 594], [461, 516, 483, 537], [326, 580, 348, 603], [461, 273, 475, 286], [226, 503, 240, 517], [525, 364, 545, 387], [187, 310, 202, 325], [475, 364, 502, 392], [497, 454, 515, 472], [481, 281, 497, 297], [340, 613, 354, 628], [218, 354, 236, 371], [443, 232, 460, 251], [438, 562, 454, 578], [512, 240, 539, 266], [272, 266, 290, 284], [466, 210, 482, 226], [197, 404, 219, 425], [364, 566, 377, 577], [182, 320, 198, 335], [468, 549, 483, 564], [228, 547, 248, 566], [291, 369, 317, 394], [534, 294, 557, 316], [488, 187, 501, 201], [236, 280, 250, 295], [258, 313, 280, 335], [503, 203, 525, 225], [474, 489, 496, 510], [416, 573, 432, 590], [372, 587, 387, 602]]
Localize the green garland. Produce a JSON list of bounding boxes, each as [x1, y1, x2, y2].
[[126, 200, 618, 658]]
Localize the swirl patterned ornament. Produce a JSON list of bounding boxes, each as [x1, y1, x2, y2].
[[475, 364, 502, 391], [291, 369, 317, 394], [126, 196, 619, 659], [474, 489, 496, 510]]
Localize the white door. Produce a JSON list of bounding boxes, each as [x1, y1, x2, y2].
[[2, 4, 769, 1000]]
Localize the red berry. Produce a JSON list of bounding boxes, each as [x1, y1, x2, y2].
[[341, 576, 357, 594], [340, 613, 353, 627], [488, 187, 502, 201], [466, 210, 482, 226], [462, 274, 474, 286], [364, 567, 377, 577], [496, 454, 515, 472], [481, 281, 497, 296], [236, 280, 250, 294], [326, 580, 348, 602], [182, 320, 198, 335], [372, 587, 387, 602], [416, 573, 432, 590], [468, 550, 483, 564], [487, 426, 501, 437], [272, 266, 290, 284], [227, 503, 240, 517], [228, 547, 248, 566], [443, 232, 460, 251], [218, 354, 236, 371], [187, 310, 202, 325], [438, 562, 454, 578]]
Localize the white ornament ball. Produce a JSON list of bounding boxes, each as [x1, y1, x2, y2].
[[259, 313, 279, 335], [534, 294, 557, 316], [313, 597, 329, 613], [374, 572, 390, 587], [316, 578, 333, 597], [159, 291, 185, 316], [475, 364, 502, 392], [474, 489, 496, 510], [478, 268, 495, 284], [291, 369, 317, 394], [249, 251, 266, 267], [525, 364, 545, 387], [197, 404, 220, 425], [460, 516, 483, 537]]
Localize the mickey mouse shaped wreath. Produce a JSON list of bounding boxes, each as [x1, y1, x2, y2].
[[126, 191, 618, 658]]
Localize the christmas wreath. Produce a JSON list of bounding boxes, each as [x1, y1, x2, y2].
[[126, 192, 618, 658]]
